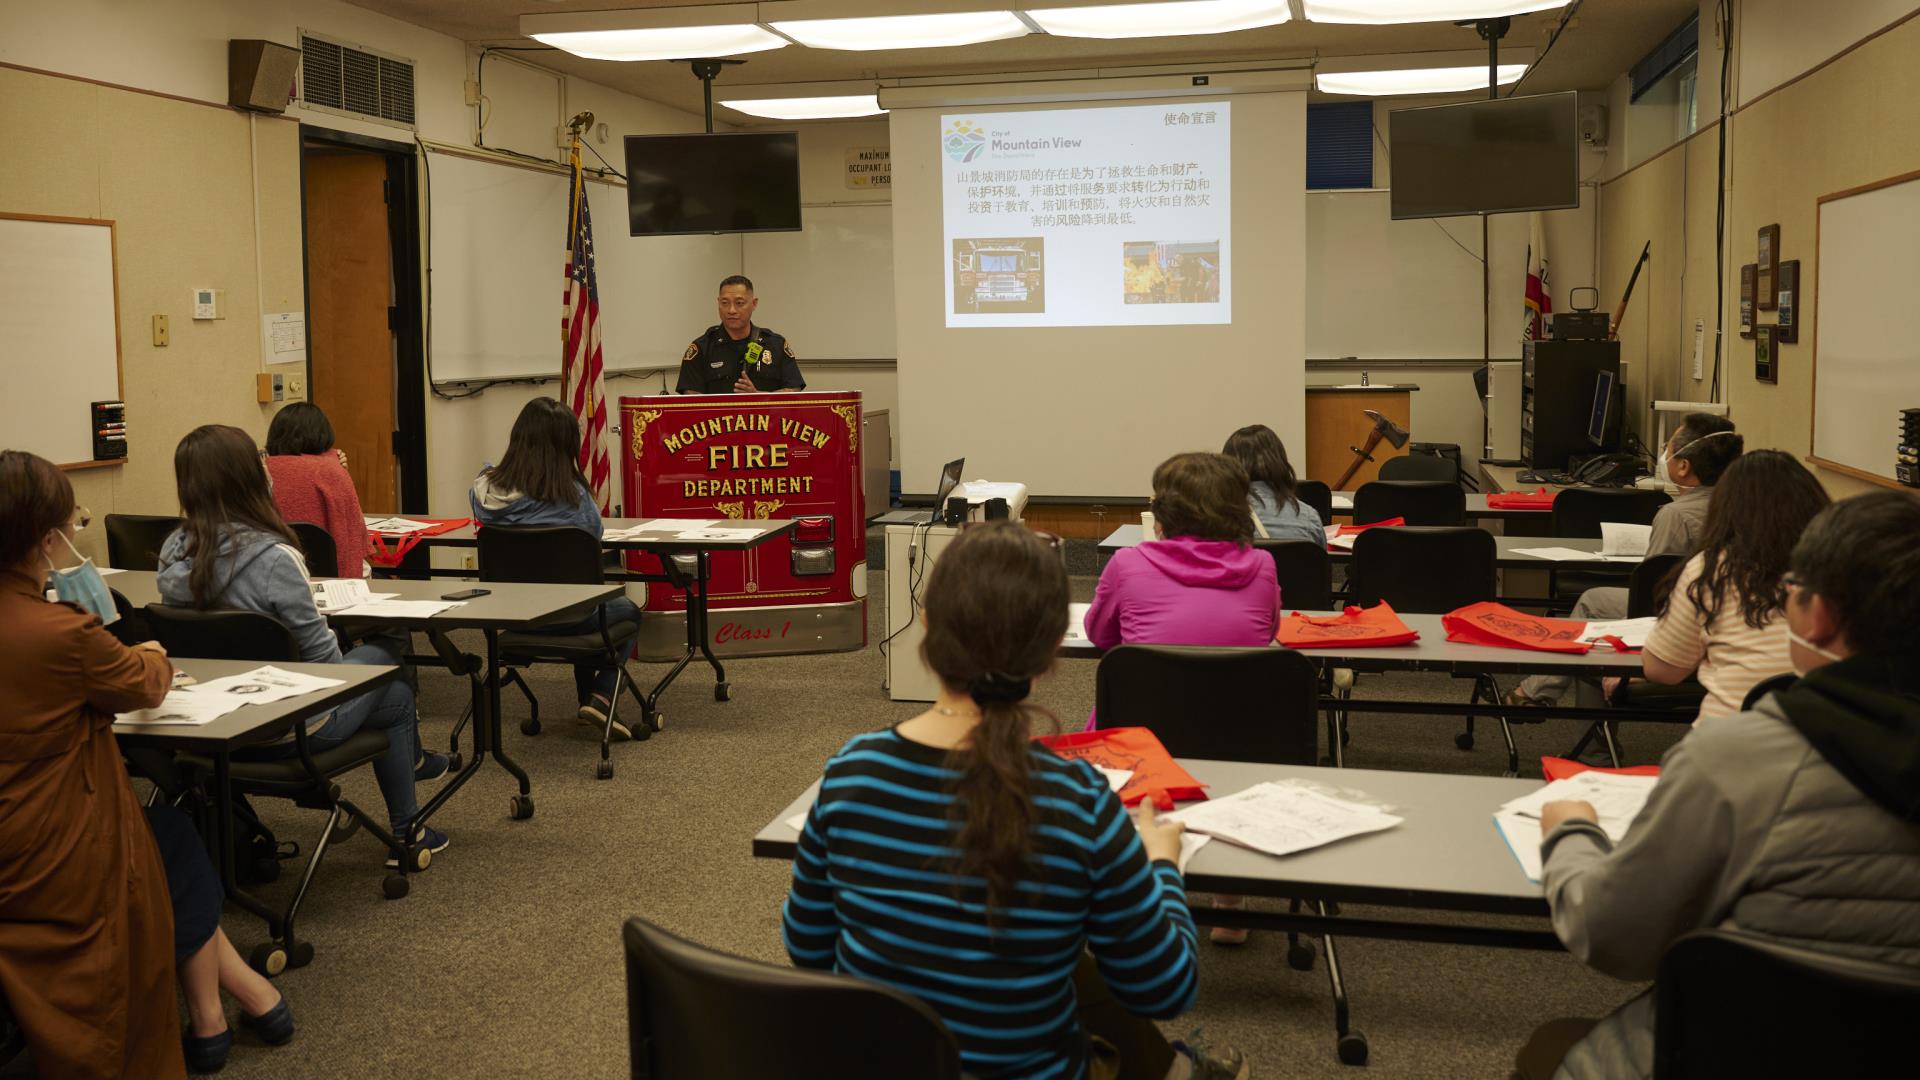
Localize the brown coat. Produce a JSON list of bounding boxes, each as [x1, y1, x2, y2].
[[0, 567, 184, 1079]]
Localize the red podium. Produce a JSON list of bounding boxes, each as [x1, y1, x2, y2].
[[619, 391, 867, 660]]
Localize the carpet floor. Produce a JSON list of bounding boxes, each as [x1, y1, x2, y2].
[[148, 571, 1681, 1079]]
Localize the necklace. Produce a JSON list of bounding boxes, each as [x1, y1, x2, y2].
[[934, 706, 978, 718]]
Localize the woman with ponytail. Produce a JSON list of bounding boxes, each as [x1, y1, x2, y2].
[[784, 524, 1247, 1080]]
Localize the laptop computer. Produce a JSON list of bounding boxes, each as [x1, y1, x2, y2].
[[930, 458, 965, 524]]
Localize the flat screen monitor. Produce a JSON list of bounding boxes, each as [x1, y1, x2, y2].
[[1388, 92, 1579, 220], [931, 458, 966, 524], [623, 132, 802, 236], [1588, 369, 1615, 447]]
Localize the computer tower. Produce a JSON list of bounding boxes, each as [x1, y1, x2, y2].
[[1522, 339, 1621, 471]]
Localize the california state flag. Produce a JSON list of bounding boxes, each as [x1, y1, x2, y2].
[[1524, 212, 1552, 340]]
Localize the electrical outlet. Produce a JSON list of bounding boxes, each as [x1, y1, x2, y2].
[[286, 375, 305, 398], [464, 79, 481, 106], [462, 553, 476, 570], [152, 314, 169, 347]]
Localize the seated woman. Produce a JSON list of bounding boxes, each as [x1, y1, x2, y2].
[[0, 450, 183, 1078], [156, 425, 447, 859], [1086, 452, 1281, 654], [1222, 423, 1325, 545], [264, 402, 368, 578], [1640, 449, 1831, 721], [784, 524, 1247, 1080], [469, 397, 640, 738]]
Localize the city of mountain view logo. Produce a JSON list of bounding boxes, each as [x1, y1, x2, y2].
[[943, 119, 987, 163]]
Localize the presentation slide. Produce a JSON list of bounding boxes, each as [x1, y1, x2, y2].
[[941, 101, 1231, 328]]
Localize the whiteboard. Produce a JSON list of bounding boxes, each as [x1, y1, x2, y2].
[[1305, 190, 1528, 360], [0, 215, 122, 466], [1813, 173, 1920, 483], [426, 150, 741, 382], [743, 203, 895, 360]]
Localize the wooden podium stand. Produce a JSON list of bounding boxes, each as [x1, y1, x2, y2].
[[1304, 384, 1416, 488], [619, 391, 867, 661]]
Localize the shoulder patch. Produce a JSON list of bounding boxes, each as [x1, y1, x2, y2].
[[782, 338, 796, 359], [682, 342, 699, 364]]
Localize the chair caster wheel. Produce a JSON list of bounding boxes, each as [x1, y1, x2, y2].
[[288, 941, 316, 969], [1455, 732, 1475, 751], [509, 795, 534, 820], [596, 760, 614, 781], [520, 717, 541, 736], [411, 845, 432, 872], [249, 942, 288, 977], [644, 712, 664, 735], [383, 874, 410, 900], [714, 681, 731, 702], [1337, 1031, 1369, 1066], [445, 752, 463, 773], [1287, 942, 1317, 971]]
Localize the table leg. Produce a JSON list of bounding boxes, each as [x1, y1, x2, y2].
[[485, 629, 530, 797], [214, 752, 279, 931], [643, 550, 726, 714], [694, 551, 727, 689]]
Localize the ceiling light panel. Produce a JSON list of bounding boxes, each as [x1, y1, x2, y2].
[[1302, 1, 1568, 24], [720, 94, 887, 119], [1024, 0, 1291, 39], [768, 11, 1032, 51], [529, 25, 789, 61], [1315, 63, 1527, 94]]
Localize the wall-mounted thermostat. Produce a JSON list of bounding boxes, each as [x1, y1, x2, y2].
[[192, 288, 225, 320]]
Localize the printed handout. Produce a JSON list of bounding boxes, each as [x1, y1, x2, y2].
[[1166, 780, 1402, 859], [184, 665, 344, 705]]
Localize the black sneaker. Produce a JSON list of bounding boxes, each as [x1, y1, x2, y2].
[[1173, 1035, 1251, 1080], [414, 752, 450, 782], [385, 825, 450, 869]]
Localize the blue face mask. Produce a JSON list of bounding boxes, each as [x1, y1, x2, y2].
[[47, 532, 119, 626]]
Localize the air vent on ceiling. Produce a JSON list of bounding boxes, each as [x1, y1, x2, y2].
[[298, 31, 415, 129]]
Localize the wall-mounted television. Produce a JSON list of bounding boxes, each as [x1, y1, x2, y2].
[[623, 132, 802, 236], [1389, 92, 1579, 220]]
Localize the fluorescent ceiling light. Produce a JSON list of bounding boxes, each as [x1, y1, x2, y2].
[[720, 94, 887, 119], [529, 25, 787, 62], [1303, 1, 1568, 24], [769, 11, 1031, 51], [1316, 63, 1527, 95], [1025, 0, 1291, 39]]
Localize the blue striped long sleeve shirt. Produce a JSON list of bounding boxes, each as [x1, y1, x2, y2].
[[783, 729, 1199, 1079]]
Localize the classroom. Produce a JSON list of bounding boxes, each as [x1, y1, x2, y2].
[[3, 1, 1919, 1077]]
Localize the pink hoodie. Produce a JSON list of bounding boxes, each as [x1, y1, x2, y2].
[[1086, 537, 1281, 651]]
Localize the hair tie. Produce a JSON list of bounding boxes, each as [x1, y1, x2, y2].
[[967, 672, 1032, 706]]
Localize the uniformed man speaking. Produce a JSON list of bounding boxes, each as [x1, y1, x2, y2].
[[676, 275, 806, 394]]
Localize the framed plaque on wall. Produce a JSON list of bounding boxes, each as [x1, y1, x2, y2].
[[1777, 259, 1800, 343], [1740, 263, 1756, 337], [1755, 325, 1778, 384], [1757, 224, 1781, 310]]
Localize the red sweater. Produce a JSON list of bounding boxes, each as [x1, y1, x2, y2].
[[266, 454, 368, 577]]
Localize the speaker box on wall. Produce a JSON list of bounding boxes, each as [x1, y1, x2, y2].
[[229, 39, 300, 114]]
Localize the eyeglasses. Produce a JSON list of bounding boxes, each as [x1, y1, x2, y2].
[[71, 507, 91, 531]]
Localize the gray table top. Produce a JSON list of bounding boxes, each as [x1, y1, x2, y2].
[[1059, 605, 1643, 675], [374, 517, 795, 551], [112, 659, 396, 752], [107, 571, 618, 631], [753, 759, 1548, 915], [1096, 526, 1633, 570]]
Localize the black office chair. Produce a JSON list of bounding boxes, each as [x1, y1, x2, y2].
[[1351, 480, 1466, 527], [1095, 645, 1364, 1062], [104, 513, 181, 571], [143, 605, 420, 976], [1256, 539, 1333, 613], [1546, 488, 1675, 608], [1379, 454, 1456, 484], [290, 522, 341, 578], [478, 525, 647, 780], [623, 916, 963, 1080], [1348, 527, 1515, 771], [1294, 480, 1334, 527], [1653, 929, 1920, 1079]]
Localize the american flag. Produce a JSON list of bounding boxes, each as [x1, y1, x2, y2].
[[563, 149, 612, 513]]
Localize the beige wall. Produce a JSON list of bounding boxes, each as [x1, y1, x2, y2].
[[1596, 4, 1920, 497]]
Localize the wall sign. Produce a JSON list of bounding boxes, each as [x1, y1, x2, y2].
[[1777, 259, 1800, 343], [1755, 324, 1778, 384], [1757, 224, 1781, 310], [1739, 263, 1756, 338], [845, 146, 890, 190]]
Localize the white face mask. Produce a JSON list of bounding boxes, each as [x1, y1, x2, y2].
[[1656, 449, 1673, 484], [1785, 627, 1844, 676]]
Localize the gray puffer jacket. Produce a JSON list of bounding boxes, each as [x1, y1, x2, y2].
[[1541, 655, 1920, 1079]]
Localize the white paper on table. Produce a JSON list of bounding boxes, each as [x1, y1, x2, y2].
[[332, 599, 463, 618], [1578, 617, 1660, 648], [363, 516, 432, 534], [786, 811, 809, 832], [1323, 523, 1341, 541], [622, 519, 718, 534], [1177, 832, 1211, 874], [1064, 602, 1091, 644], [1494, 813, 1545, 883], [1327, 533, 1358, 551], [1165, 780, 1403, 859], [310, 578, 396, 612], [1600, 522, 1653, 557], [1096, 767, 1133, 793], [181, 665, 345, 705], [1497, 772, 1658, 842], [1330, 493, 1355, 511], [98, 566, 126, 576], [117, 690, 245, 726], [675, 528, 765, 540], [1509, 546, 1602, 561]]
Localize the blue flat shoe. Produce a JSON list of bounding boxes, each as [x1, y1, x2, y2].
[[183, 1026, 233, 1073], [239, 997, 295, 1045]]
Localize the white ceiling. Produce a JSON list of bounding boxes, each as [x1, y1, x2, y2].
[[345, 0, 1700, 117]]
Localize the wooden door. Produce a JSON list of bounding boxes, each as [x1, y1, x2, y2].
[[302, 149, 397, 512]]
